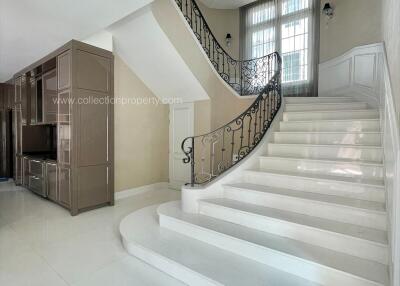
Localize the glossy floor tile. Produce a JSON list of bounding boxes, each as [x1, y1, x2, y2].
[[0, 181, 183, 286]]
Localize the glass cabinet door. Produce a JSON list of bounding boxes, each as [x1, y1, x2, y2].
[[30, 77, 37, 124], [36, 78, 43, 124], [58, 124, 70, 165], [43, 69, 57, 123], [21, 76, 27, 125]]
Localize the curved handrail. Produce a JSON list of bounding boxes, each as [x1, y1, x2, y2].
[[175, 0, 282, 186], [174, 0, 275, 95], [182, 52, 282, 186]]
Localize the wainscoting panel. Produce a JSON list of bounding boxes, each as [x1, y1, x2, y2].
[[354, 53, 376, 89], [318, 43, 382, 106]]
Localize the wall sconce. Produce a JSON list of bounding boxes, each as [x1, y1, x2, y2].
[[225, 33, 232, 47], [322, 2, 334, 19]]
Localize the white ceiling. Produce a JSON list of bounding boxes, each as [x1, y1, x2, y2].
[[197, 0, 256, 9], [0, 0, 152, 81], [0, 0, 255, 82]]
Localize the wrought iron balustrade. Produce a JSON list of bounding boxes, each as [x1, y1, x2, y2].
[[175, 0, 275, 95], [176, 0, 282, 186], [182, 52, 282, 186]]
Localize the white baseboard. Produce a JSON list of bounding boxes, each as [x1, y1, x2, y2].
[[115, 182, 169, 200]]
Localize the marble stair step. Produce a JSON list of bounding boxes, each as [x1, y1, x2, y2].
[[120, 204, 320, 286], [259, 156, 384, 179], [279, 119, 381, 132], [224, 182, 386, 230], [158, 201, 389, 286], [283, 109, 379, 121], [284, 102, 368, 112], [273, 131, 382, 146]]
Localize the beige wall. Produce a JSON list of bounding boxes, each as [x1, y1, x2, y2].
[[319, 0, 382, 62], [114, 55, 169, 192], [196, 1, 241, 59], [382, 0, 400, 120]]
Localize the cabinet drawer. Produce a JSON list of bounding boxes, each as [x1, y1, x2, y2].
[[29, 160, 44, 177], [29, 175, 44, 193]]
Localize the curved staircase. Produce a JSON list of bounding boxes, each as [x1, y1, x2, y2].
[[121, 96, 389, 286]]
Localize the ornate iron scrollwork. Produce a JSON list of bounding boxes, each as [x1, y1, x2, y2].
[[175, 0, 279, 96], [181, 57, 281, 186], [176, 0, 282, 186]]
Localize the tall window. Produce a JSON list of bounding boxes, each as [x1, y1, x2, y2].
[[241, 0, 319, 96]]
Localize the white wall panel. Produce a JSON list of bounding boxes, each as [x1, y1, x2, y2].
[[318, 43, 382, 106], [354, 54, 376, 89]]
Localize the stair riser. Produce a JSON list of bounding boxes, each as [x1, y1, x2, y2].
[[283, 110, 379, 121], [224, 187, 386, 230], [259, 157, 384, 179], [280, 120, 380, 132], [199, 202, 388, 264], [160, 214, 384, 286], [242, 172, 385, 202], [268, 144, 383, 162], [273, 132, 381, 146], [285, 102, 368, 112]]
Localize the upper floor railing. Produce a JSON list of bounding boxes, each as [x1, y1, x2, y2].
[[175, 0, 276, 95]]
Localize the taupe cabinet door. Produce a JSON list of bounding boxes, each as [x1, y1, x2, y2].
[[46, 162, 57, 201], [58, 167, 70, 208]]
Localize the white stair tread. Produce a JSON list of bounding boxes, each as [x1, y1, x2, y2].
[[200, 198, 388, 245], [284, 109, 379, 114], [286, 102, 368, 106], [274, 131, 382, 135], [249, 167, 384, 186], [284, 103, 368, 111], [120, 204, 320, 286], [281, 119, 380, 123], [159, 201, 389, 285], [260, 155, 384, 167], [225, 182, 385, 212], [269, 142, 383, 149], [284, 97, 358, 102]]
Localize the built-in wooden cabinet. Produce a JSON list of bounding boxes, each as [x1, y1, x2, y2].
[[13, 40, 114, 215]]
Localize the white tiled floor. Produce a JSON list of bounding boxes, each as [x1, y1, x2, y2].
[[0, 181, 185, 286]]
